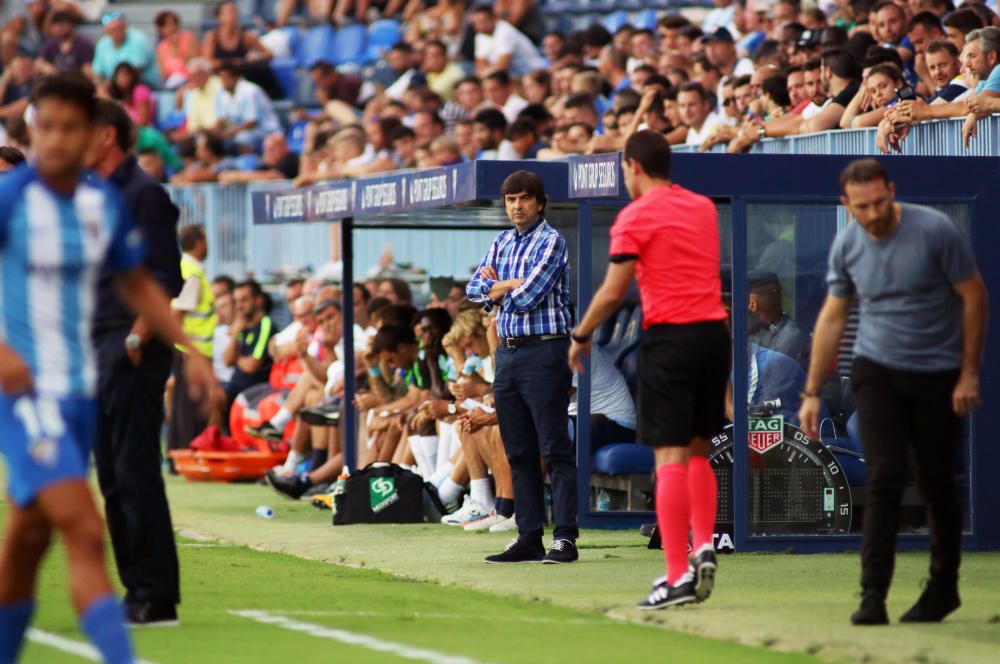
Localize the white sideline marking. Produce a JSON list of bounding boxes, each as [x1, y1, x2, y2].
[[230, 610, 494, 664], [280, 609, 605, 625], [26, 629, 157, 664]]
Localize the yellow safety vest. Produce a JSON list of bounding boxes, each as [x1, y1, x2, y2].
[[175, 255, 215, 357]]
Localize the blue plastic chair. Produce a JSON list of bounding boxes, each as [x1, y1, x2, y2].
[[270, 57, 298, 101], [287, 120, 309, 154], [159, 109, 187, 132], [332, 23, 368, 66], [364, 19, 402, 63], [632, 8, 659, 30], [298, 25, 337, 68], [602, 10, 630, 33]]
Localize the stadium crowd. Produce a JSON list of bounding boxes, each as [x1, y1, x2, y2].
[[2, 0, 999, 183]]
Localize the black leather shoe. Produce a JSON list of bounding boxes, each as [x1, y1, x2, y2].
[[851, 590, 889, 625], [900, 580, 961, 623], [127, 602, 179, 628], [485, 538, 545, 564], [267, 470, 311, 500], [542, 539, 578, 564]]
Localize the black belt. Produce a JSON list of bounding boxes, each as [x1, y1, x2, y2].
[[93, 319, 134, 336], [500, 334, 568, 349]]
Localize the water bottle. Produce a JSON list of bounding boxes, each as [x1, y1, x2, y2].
[[255, 505, 274, 519], [332, 466, 351, 496], [596, 489, 611, 512]]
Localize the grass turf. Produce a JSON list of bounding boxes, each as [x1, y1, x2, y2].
[[4, 474, 1000, 663]]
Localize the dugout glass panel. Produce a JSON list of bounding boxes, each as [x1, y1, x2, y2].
[[743, 201, 973, 538]]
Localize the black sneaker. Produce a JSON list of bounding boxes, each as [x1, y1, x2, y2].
[[899, 580, 961, 623], [484, 538, 545, 564], [266, 470, 311, 500], [637, 577, 697, 610], [245, 421, 284, 442], [692, 546, 718, 602], [126, 602, 179, 628], [303, 482, 332, 498], [543, 539, 578, 564], [851, 590, 889, 625], [300, 404, 341, 427]]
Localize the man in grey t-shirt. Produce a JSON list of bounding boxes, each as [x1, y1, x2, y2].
[[799, 160, 988, 627]]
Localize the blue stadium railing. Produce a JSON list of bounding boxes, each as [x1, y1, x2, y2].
[[165, 115, 1000, 279], [672, 114, 1000, 156]]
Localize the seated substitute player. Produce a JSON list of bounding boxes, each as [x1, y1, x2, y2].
[[570, 130, 729, 610], [0, 73, 216, 663]]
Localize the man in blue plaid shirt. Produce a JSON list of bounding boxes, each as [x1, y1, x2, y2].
[[466, 170, 579, 565]]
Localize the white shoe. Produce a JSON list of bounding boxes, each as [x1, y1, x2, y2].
[[440, 496, 489, 526], [463, 511, 506, 532], [271, 464, 294, 478], [489, 514, 518, 532]]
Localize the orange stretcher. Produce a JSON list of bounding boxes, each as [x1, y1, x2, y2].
[[169, 449, 287, 483]]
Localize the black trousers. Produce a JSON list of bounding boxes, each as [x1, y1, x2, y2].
[[169, 351, 209, 449], [852, 356, 962, 596], [94, 327, 180, 607], [494, 339, 578, 543]]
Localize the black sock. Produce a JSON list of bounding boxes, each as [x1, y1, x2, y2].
[[496, 497, 515, 518]]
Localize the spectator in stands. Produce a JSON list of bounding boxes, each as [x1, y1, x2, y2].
[[473, 107, 507, 159], [412, 107, 445, 145], [219, 133, 300, 183], [705, 27, 755, 84], [0, 52, 39, 122], [483, 70, 528, 124], [0, 145, 26, 171], [761, 48, 861, 140], [93, 11, 159, 89], [907, 11, 947, 93], [37, 10, 94, 75], [570, 346, 636, 450], [422, 40, 464, 102], [454, 118, 478, 160], [377, 277, 413, 304], [335, 0, 405, 23], [224, 279, 276, 406], [170, 132, 235, 184], [873, 2, 914, 70], [747, 272, 811, 368], [405, 0, 465, 45], [703, 0, 740, 37], [943, 9, 984, 51], [472, 3, 545, 77], [1, 0, 48, 65], [137, 148, 167, 182], [214, 62, 282, 153], [155, 11, 198, 89], [679, 82, 727, 146], [108, 62, 153, 127], [924, 40, 967, 102], [377, 43, 424, 98], [390, 125, 418, 167], [276, 0, 334, 27], [429, 135, 464, 165], [504, 119, 540, 159], [840, 63, 907, 128], [563, 92, 601, 131], [176, 58, 220, 139], [202, 1, 279, 97], [309, 60, 363, 109]]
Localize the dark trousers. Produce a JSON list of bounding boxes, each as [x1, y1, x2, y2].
[[94, 328, 180, 607], [494, 339, 578, 543], [169, 351, 209, 449], [852, 357, 962, 596]]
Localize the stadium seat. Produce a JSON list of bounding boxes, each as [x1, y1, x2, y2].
[[594, 443, 653, 475], [364, 19, 402, 63], [270, 57, 299, 101], [287, 120, 309, 154], [159, 109, 187, 132], [602, 10, 630, 33], [299, 25, 338, 68], [154, 90, 177, 129], [632, 8, 659, 30], [332, 23, 368, 66]]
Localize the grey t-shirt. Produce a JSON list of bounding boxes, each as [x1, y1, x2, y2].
[[827, 203, 976, 371]]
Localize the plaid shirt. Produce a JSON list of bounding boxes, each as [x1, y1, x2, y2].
[[466, 219, 573, 339]]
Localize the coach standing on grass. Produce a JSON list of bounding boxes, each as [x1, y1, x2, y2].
[[799, 159, 987, 626], [89, 99, 185, 627], [467, 170, 579, 565], [569, 131, 729, 610]]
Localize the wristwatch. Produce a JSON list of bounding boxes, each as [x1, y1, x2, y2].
[[447, 402, 458, 415], [125, 333, 142, 351]]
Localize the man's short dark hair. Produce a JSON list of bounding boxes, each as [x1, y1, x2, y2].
[[839, 158, 890, 193], [178, 224, 206, 252], [753, 39, 783, 65], [864, 44, 904, 70], [309, 60, 336, 75], [908, 11, 944, 34], [508, 118, 538, 140], [373, 324, 418, 353], [199, 132, 226, 158], [474, 108, 507, 132], [678, 81, 709, 103], [213, 275, 236, 293], [471, 3, 494, 15], [624, 130, 672, 180], [582, 23, 613, 48], [30, 72, 97, 121], [456, 75, 482, 89], [822, 48, 862, 80], [95, 98, 135, 154], [762, 75, 791, 107], [803, 56, 823, 72], [516, 103, 553, 127], [0, 146, 26, 166], [845, 31, 878, 64], [943, 8, 985, 35], [217, 62, 241, 76], [659, 15, 690, 31], [565, 92, 597, 115], [644, 74, 672, 90], [353, 282, 372, 304], [413, 108, 443, 128], [483, 70, 511, 87], [867, 63, 905, 85], [500, 170, 547, 213], [926, 39, 959, 58], [390, 125, 416, 143], [366, 296, 392, 319], [235, 278, 264, 299]]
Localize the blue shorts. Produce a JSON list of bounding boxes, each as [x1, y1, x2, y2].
[[0, 395, 96, 507]]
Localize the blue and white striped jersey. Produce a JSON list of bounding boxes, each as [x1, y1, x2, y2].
[[0, 165, 145, 398]]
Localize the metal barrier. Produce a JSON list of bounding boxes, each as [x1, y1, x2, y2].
[[673, 115, 1000, 156]]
